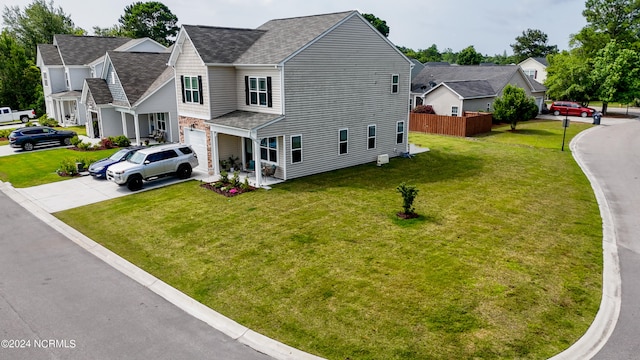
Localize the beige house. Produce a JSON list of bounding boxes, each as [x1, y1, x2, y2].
[[168, 11, 413, 186], [518, 57, 548, 84], [411, 64, 547, 115]]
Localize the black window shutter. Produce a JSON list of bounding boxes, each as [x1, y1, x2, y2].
[[180, 75, 185, 103], [244, 76, 250, 105], [267, 77, 272, 108], [197, 75, 203, 104]]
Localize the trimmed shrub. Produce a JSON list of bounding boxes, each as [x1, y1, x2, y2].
[[412, 105, 436, 114], [70, 135, 82, 146], [110, 135, 131, 147], [99, 137, 115, 149], [38, 115, 59, 127]]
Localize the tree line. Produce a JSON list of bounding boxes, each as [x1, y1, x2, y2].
[[0, 0, 178, 114]]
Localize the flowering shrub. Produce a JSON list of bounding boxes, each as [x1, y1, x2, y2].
[[201, 172, 256, 197]]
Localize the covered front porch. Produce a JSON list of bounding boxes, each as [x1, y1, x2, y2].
[[50, 91, 83, 126], [205, 110, 286, 188], [104, 108, 174, 145]]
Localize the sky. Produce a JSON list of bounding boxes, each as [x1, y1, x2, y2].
[[1, 0, 588, 55]]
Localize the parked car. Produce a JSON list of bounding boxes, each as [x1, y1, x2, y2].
[[0, 106, 36, 123], [106, 143, 198, 191], [549, 101, 596, 117], [88, 146, 144, 178], [8, 126, 77, 151]]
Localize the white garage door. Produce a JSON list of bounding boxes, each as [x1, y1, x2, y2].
[[183, 128, 208, 172]]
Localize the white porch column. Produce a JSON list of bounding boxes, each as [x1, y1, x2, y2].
[[120, 112, 128, 138], [212, 131, 219, 175], [253, 138, 262, 187], [56, 100, 63, 123], [133, 113, 141, 145]]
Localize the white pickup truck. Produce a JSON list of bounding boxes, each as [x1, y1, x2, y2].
[[0, 107, 37, 123]]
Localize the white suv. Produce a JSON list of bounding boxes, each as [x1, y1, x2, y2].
[[106, 143, 199, 191]]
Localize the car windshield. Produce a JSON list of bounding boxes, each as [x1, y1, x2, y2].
[[128, 152, 146, 164], [109, 149, 130, 161]]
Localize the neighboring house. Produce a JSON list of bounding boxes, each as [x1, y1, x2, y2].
[[168, 10, 412, 186], [518, 57, 548, 84], [411, 64, 547, 116], [36, 35, 167, 130], [81, 51, 177, 144]]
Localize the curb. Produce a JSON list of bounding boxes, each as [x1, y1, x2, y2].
[[0, 181, 325, 360], [549, 126, 621, 359]]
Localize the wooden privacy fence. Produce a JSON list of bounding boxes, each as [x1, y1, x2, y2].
[[409, 112, 493, 137]]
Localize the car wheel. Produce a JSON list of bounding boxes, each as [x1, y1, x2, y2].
[[62, 137, 72, 146], [20, 116, 29, 123], [581, 111, 588, 118], [553, 110, 560, 116], [177, 164, 192, 179], [22, 142, 34, 151], [126, 175, 143, 191]]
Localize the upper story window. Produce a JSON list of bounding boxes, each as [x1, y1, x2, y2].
[[65, 71, 70, 88], [181, 75, 202, 104], [245, 76, 272, 108], [42, 72, 48, 87], [524, 69, 537, 79], [110, 71, 116, 85], [391, 74, 399, 93]]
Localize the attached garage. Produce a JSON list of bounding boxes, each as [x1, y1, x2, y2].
[[183, 128, 209, 172]]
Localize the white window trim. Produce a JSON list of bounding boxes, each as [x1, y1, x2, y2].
[[42, 72, 49, 87], [291, 134, 302, 164], [260, 136, 278, 164], [249, 76, 268, 107], [451, 106, 459, 117], [183, 75, 200, 104], [65, 71, 70, 88], [338, 128, 348, 155], [391, 74, 399, 94], [367, 124, 376, 150], [110, 71, 116, 85], [396, 121, 404, 144]]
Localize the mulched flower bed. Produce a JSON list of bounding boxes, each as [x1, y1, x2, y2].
[[200, 181, 256, 197]]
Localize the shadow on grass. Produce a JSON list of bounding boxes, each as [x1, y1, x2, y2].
[[391, 212, 438, 227]]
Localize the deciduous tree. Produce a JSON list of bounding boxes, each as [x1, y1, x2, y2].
[[362, 13, 389, 37], [591, 40, 640, 112], [457, 45, 483, 65], [119, 1, 178, 46], [510, 28, 558, 63], [0, 30, 42, 112], [492, 84, 539, 130]]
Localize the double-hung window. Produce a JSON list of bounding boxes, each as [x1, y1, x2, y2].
[[451, 106, 459, 117], [183, 76, 200, 104], [42, 72, 48, 87], [260, 137, 277, 163], [339, 129, 348, 155], [396, 121, 404, 144], [156, 113, 166, 131], [391, 74, 399, 93], [249, 77, 268, 106], [367, 125, 376, 149], [291, 135, 302, 163]]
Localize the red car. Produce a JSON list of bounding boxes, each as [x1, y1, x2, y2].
[[549, 101, 596, 117]]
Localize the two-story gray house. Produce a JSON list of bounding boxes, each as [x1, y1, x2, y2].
[[169, 10, 412, 187]]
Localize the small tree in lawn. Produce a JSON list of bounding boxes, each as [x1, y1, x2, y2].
[[492, 84, 539, 130], [397, 182, 419, 218]]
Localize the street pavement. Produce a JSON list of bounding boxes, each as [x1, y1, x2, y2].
[[0, 190, 274, 360], [572, 120, 640, 359]]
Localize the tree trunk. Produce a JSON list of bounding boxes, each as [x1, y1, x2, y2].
[[602, 102, 608, 115]]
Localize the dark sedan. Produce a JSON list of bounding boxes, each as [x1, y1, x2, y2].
[[9, 126, 77, 151], [88, 146, 144, 178]]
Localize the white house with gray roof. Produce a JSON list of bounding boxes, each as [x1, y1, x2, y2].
[[36, 35, 168, 131], [80, 50, 177, 143], [518, 57, 549, 84], [169, 10, 413, 186], [411, 64, 546, 116]]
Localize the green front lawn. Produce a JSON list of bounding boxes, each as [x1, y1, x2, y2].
[[0, 147, 120, 187], [55, 125, 602, 359]]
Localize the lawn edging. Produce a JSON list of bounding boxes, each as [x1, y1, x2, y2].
[[0, 180, 326, 360], [549, 126, 621, 359]]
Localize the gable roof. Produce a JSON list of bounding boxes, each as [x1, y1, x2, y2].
[[443, 80, 496, 99], [413, 65, 522, 95], [181, 25, 266, 64], [54, 35, 131, 65], [84, 78, 113, 105], [106, 51, 170, 106], [532, 57, 548, 66], [37, 44, 63, 66]]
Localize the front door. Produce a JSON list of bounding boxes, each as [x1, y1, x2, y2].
[[244, 138, 254, 171]]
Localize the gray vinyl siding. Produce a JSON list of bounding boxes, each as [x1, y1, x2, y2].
[[236, 68, 281, 114], [68, 67, 91, 91], [209, 67, 237, 118], [463, 97, 495, 113], [49, 67, 66, 93], [270, 15, 410, 180], [134, 80, 179, 142], [423, 87, 461, 115], [100, 107, 124, 137], [174, 39, 209, 119]]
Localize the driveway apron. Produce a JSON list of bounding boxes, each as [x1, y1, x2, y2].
[[572, 121, 640, 359]]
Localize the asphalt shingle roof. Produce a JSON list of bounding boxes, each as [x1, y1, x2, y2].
[[107, 51, 170, 105], [85, 78, 113, 105], [183, 11, 355, 65], [533, 57, 549, 66], [445, 80, 496, 98], [37, 44, 63, 66], [412, 65, 521, 95], [54, 35, 131, 65], [206, 110, 282, 130]]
